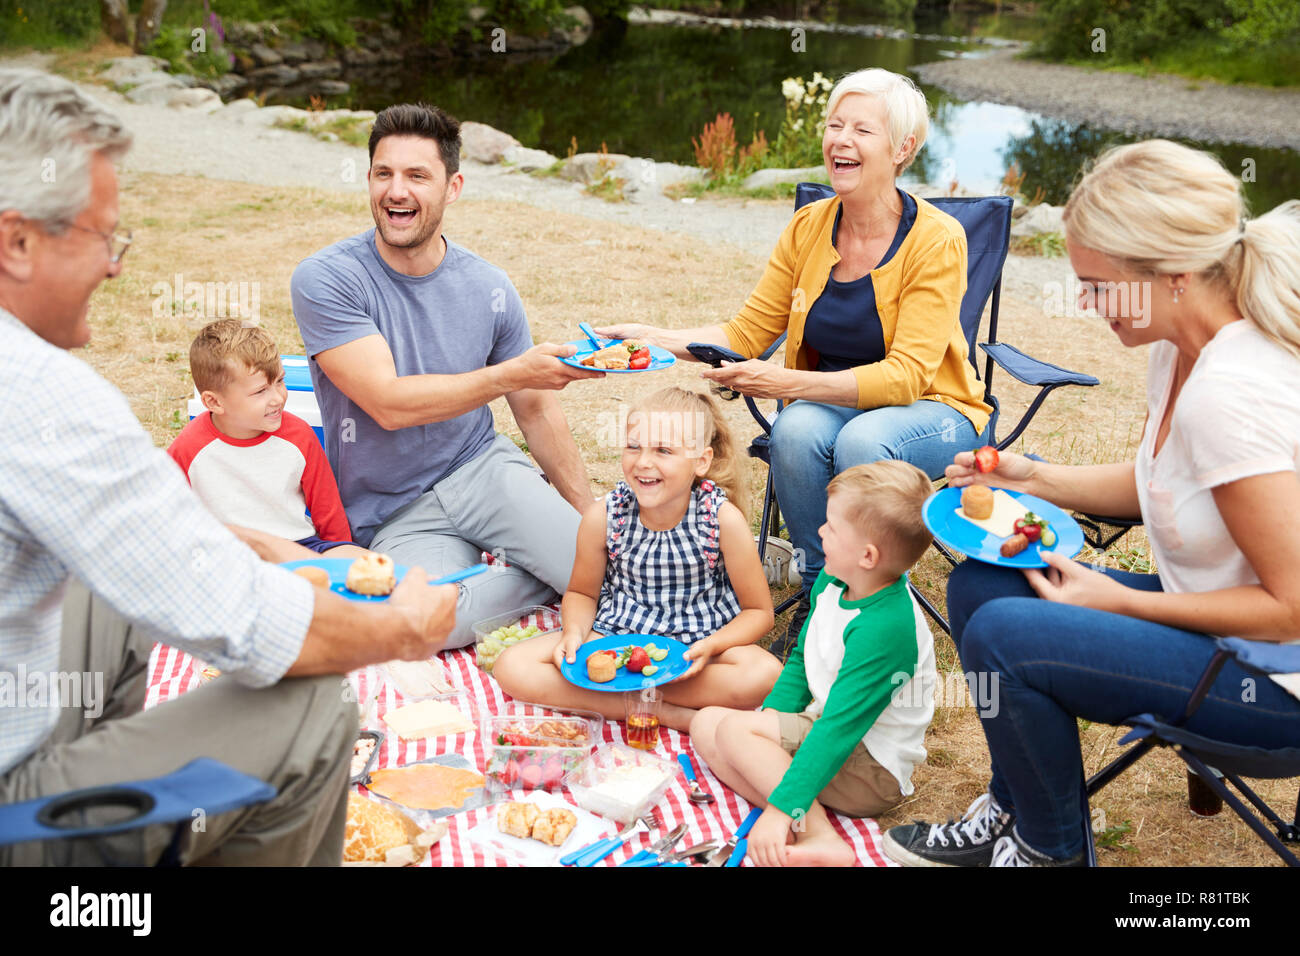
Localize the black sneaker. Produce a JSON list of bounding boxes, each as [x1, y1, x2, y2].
[[882, 792, 1013, 867], [767, 592, 809, 662], [990, 826, 1087, 867]]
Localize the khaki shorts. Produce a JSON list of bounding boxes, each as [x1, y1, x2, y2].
[[777, 710, 904, 818]]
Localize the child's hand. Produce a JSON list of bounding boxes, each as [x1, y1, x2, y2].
[[675, 643, 715, 682], [551, 631, 584, 669], [748, 805, 793, 868]]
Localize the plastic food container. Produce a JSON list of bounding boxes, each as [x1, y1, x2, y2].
[[481, 711, 603, 794], [473, 605, 562, 674], [349, 730, 383, 785], [563, 743, 679, 824]]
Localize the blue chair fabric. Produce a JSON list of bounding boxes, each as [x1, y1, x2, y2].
[[1087, 640, 1300, 866], [0, 757, 276, 865]]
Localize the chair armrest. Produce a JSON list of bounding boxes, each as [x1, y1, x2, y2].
[[1217, 637, 1300, 677], [980, 342, 1099, 388]]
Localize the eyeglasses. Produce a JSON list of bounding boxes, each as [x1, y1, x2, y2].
[[67, 223, 133, 263]]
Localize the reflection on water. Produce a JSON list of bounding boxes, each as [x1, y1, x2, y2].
[[323, 21, 1297, 210]]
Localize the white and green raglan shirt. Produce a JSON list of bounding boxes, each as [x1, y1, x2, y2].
[[763, 571, 936, 817]]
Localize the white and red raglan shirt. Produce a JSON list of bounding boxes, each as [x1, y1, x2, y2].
[[167, 411, 352, 543]]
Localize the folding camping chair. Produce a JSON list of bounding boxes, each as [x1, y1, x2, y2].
[[1085, 638, 1300, 866], [745, 183, 1102, 636], [0, 758, 275, 866]]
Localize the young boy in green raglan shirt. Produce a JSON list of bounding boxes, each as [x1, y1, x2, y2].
[[689, 461, 937, 866]]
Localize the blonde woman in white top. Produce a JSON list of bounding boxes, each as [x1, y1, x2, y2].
[[881, 139, 1300, 868]]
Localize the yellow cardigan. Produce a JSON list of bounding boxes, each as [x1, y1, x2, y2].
[[722, 192, 992, 433]]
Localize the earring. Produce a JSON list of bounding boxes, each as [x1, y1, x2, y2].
[[1172, 288, 1184, 304]]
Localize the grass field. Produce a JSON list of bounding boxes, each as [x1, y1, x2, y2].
[[81, 169, 1293, 867]]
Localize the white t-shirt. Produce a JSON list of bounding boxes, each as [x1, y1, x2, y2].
[[1135, 320, 1300, 595]]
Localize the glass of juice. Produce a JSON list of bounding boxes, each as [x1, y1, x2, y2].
[[624, 686, 662, 751]]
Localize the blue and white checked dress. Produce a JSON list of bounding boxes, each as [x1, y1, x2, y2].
[[592, 479, 743, 645]]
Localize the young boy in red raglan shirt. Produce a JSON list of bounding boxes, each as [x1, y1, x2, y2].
[[168, 319, 368, 562]]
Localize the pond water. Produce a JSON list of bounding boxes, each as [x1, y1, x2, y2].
[[323, 14, 1297, 210]]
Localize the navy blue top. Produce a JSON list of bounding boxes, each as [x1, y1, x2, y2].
[[805, 190, 918, 373]]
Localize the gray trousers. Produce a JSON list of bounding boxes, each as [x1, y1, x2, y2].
[[0, 582, 355, 866], [370, 433, 581, 648]]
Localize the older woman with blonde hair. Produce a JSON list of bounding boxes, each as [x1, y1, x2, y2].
[[884, 139, 1300, 868], [602, 69, 991, 651]]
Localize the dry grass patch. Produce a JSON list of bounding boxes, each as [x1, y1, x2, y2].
[[86, 172, 1294, 866]]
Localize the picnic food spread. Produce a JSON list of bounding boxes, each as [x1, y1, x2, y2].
[[383, 698, 475, 740], [589, 764, 673, 807], [484, 715, 597, 791], [960, 484, 994, 520], [581, 340, 651, 370], [956, 487, 1058, 559], [293, 565, 331, 588], [497, 803, 578, 846], [385, 659, 456, 698], [346, 552, 396, 595], [585, 643, 671, 683], [476, 621, 546, 674], [587, 651, 617, 683], [351, 734, 378, 777], [366, 763, 485, 812]]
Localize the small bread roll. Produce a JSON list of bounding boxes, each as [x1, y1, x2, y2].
[[293, 565, 332, 589], [497, 802, 540, 839], [586, 652, 617, 683], [961, 484, 995, 520], [343, 794, 422, 863], [531, 808, 578, 846], [346, 552, 396, 596]]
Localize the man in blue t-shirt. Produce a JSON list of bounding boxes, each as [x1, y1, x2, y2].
[[291, 103, 603, 647]]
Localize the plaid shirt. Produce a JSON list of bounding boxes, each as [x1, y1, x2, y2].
[[594, 480, 742, 644], [0, 309, 313, 775]]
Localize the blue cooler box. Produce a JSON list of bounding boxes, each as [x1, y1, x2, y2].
[[188, 355, 324, 444]]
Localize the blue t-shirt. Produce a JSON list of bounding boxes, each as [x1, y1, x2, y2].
[[290, 231, 532, 545], [805, 190, 917, 373]]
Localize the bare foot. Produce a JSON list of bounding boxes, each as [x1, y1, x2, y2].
[[784, 831, 855, 867]]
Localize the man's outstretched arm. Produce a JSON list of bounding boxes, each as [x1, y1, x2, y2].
[[314, 333, 603, 431]]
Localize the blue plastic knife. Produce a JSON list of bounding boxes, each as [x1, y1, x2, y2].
[[706, 806, 762, 867]]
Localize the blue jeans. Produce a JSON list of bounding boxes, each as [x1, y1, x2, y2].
[[769, 399, 982, 583], [947, 559, 1300, 860]]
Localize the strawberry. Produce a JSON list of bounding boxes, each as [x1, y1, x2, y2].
[[541, 755, 566, 787], [500, 758, 521, 788], [1013, 517, 1042, 543], [974, 445, 999, 473], [625, 647, 651, 673], [521, 762, 544, 790], [628, 347, 651, 370]]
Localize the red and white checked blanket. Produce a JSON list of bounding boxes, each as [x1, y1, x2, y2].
[[144, 643, 894, 867]]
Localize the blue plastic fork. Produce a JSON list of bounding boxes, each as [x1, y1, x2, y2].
[[578, 322, 603, 350], [428, 563, 489, 587], [561, 813, 655, 867]]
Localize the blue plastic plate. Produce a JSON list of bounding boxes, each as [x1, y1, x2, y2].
[[559, 339, 676, 373], [560, 635, 691, 692], [280, 558, 487, 602], [922, 487, 1085, 569]]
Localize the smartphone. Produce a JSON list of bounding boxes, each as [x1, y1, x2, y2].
[[686, 342, 746, 367]]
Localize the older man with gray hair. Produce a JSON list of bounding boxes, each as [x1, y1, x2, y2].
[[0, 70, 457, 866]]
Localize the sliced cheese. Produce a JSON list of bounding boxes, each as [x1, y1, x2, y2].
[[954, 488, 1032, 539], [383, 698, 474, 740]]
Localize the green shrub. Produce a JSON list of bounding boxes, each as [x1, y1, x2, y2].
[[0, 0, 100, 49]]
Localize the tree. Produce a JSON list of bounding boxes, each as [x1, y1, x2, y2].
[[135, 0, 168, 52], [100, 0, 131, 45]]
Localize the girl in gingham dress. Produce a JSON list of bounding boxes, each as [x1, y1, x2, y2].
[[494, 388, 781, 732]]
